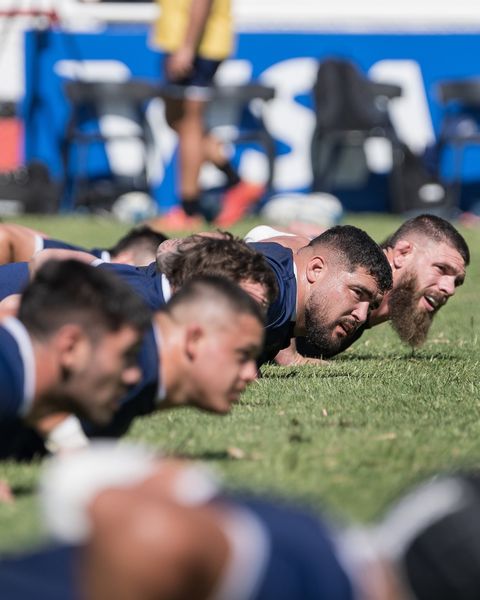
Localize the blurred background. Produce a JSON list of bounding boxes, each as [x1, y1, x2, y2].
[[2, 0, 480, 223]]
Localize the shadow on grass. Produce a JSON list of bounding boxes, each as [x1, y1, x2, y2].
[[260, 369, 364, 380], [337, 352, 465, 362], [11, 484, 36, 498], [169, 450, 238, 461]]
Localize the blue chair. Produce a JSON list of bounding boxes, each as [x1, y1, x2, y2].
[[435, 78, 480, 207]]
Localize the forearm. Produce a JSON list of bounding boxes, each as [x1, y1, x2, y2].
[[182, 0, 214, 51], [29, 249, 100, 278]]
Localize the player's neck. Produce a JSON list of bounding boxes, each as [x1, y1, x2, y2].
[[27, 344, 64, 424], [154, 313, 188, 409]]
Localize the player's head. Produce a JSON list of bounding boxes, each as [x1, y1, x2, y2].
[[157, 232, 278, 310], [382, 214, 469, 347], [163, 275, 264, 414], [373, 471, 480, 600], [18, 260, 151, 423], [299, 225, 392, 356], [109, 226, 168, 266]]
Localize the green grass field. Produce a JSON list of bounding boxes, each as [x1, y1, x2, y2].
[[0, 213, 479, 552]]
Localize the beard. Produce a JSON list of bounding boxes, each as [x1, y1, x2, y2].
[[389, 272, 434, 347], [304, 295, 354, 358]]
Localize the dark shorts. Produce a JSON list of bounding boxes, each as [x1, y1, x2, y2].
[[165, 55, 222, 87]]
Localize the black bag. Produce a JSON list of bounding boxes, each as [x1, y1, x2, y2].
[[311, 58, 398, 191], [389, 144, 454, 216], [0, 161, 59, 215]]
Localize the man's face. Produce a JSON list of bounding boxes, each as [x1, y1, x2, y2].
[[187, 314, 263, 414], [66, 325, 142, 424], [304, 266, 380, 356], [404, 240, 465, 315], [389, 241, 466, 346]]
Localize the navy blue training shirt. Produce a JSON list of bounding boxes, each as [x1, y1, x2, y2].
[[248, 242, 297, 363], [0, 317, 35, 420], [97, 262, 167, 311], [42, 238, 108, 260], [0, 260, 168, 312], [0, 498, 354, 600], [0, 262, 30, 301]]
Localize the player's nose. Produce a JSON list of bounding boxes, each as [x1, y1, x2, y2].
[[351, 301, 369, 324], [122, 365, 142, 386], [438, 276, 456, 298], [241, 359, 258, 384]]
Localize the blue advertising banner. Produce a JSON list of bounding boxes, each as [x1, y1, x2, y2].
[[23, 27, 480, 212]]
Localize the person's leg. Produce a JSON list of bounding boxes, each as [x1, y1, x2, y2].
[[175, 97, 207, 213], [203, 133, 241, 188], [214, 179, 266, 227], [152, 96, 205, 230]]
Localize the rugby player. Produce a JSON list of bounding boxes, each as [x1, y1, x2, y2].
[[248, 225, 393, 364], [247, 214, 470, 364], [0, 223, 167, 266], [0, 260, 151, 457], [2, 442, 479, 600]]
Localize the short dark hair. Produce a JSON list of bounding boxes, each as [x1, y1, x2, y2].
[[167, 275, 265, 326], [18, 260, 152, 340], [309, 225, 393, 293], [109, 226, 168, 259], [382, 214, 470, 265], [157, 233, 278, 305]]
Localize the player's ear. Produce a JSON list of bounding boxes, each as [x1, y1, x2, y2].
[[392, 240, 413, 269], [184, 324, 204, 361], [56, 324, 90, 371], [306, 255, 326, 284]]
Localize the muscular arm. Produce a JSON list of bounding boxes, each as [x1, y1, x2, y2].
[[29, 249, 100, 277], [0, 224, 46, 264], [0, 294, 21, 317]]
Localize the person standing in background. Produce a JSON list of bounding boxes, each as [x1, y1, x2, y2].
[[150, 0, 264, 230]]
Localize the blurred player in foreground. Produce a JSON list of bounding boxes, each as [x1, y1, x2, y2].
[[1, 441, 479, 600], [0, 274, 268, 459], [0, 260, 151, 458], [82, 275, 266, 441]]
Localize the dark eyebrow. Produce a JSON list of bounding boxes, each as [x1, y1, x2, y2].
[[352, 285, 375, 301], [436, 262, 466, 286], [236, 344, 261, 358]]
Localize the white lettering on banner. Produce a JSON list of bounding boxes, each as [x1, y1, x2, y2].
[[53, 58, 434, 191], [54, 60, 131, 82], [145, 99, 177, 185], [235, 58, 433, 191], [368, 60, 435, 154], [259, 58, 318, 190]]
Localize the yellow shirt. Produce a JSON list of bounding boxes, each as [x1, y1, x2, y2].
[[153, 0, 233, 61]]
